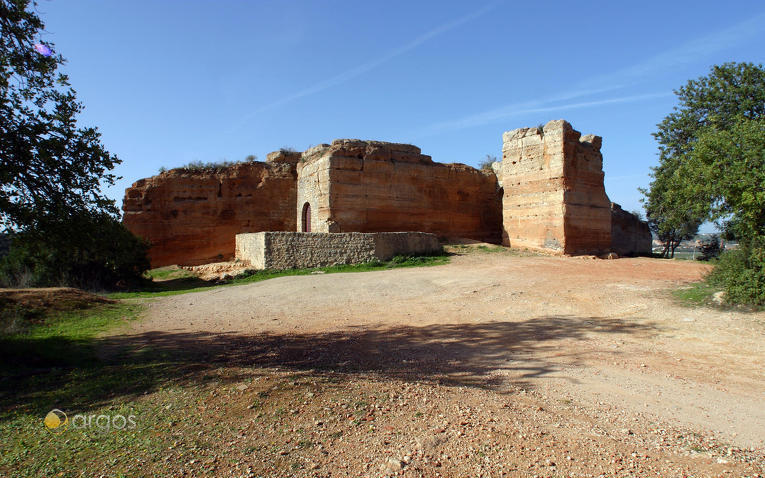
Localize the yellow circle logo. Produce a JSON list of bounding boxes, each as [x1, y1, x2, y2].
[[43, 409, 68, 433]]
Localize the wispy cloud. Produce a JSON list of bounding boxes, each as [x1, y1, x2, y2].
[[422, 9, 765, 135], [582, 9, 765, 90], [424, 92, 672, 133], [232, 2, 500, 131]]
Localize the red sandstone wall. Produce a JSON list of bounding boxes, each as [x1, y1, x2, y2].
[[561, 131, 612, 254], [298, 140, 502, 243], [122, 157, 296, 267], [501, 120, 611, 255], [610, 203, 652, 256]]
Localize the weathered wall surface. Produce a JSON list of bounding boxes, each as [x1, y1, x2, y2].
[[610, 203, 652, 256], [298, 140, 502, 243], [296, 145, 333, 233], [501, 120, 612, 255], [123, 155, 297, 267], [235, 232, 441, 270]]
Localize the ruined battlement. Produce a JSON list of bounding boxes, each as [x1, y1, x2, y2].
[[122, 121, 650, 267], [300, 139, 432, 166]]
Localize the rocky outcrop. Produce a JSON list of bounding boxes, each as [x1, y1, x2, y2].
[[297, 139, 502, 243], [500, 120, 612, 255], [610, 203, 652, 256], [122, 155, 297, 267]]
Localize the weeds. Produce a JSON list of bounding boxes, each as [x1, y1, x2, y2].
[[109, 253, 450, 299]]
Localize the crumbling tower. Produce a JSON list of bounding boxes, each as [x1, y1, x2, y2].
[[500, 120, 612, 254]]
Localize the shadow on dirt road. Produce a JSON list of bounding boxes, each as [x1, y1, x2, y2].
[[1, 315, 655, 418]]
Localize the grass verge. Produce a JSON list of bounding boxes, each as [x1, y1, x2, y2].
[[0, 302, 178, 477], [109, 253, 450, 299], [672, 281, 720, 307]]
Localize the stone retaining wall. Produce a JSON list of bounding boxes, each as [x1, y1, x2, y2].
[[235, 232, 441, 270]]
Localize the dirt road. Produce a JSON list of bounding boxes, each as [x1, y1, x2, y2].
[[123, 251, 765, 476]]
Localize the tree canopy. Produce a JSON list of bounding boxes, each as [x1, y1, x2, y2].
[[643, 62, 765, 304], [642, 62, 765, 255], [0, 0, 120, 230], [0, 1, 148, 289]]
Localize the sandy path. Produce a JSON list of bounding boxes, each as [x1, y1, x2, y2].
[[127, 253, 765, 448]]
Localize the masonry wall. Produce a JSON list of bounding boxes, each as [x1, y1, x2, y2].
[[298, 140, 503, 243], [122, 154, 297, 267], [296, 145, 333, 233], [610, 203, 652, 256], [501, 120, 612, 254], [235, 232, 441, 270]]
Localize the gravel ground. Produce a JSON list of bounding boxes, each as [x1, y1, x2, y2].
[[114, 250, 765, 476]]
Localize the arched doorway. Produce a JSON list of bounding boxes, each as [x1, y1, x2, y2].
[[301, 202, 311, 232]]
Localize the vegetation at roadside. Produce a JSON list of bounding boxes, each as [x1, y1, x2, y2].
[[672, 282, 720, 307], [707, 240, 765, 306], [109, 253, 451, 299], [641, 62, 765, 305], [0, 302, 140, 374], [145, 266, 196, 281], [0, 211, 150, 290], [445, 243, 541, 256], [0, 300, 187, 477]]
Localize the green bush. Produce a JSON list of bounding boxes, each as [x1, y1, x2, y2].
[[0, 211, 150, 290], [707, 240, 765, 305], [697, 235, 722, 261]]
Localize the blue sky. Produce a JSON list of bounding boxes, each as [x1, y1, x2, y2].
[[36, 0, 765, 227]]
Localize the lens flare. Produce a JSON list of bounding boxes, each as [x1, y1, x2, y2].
[[33, 43, 52, 57]]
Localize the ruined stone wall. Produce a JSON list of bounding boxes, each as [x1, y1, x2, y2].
[[235, 232, 441, 270], [296, 145, 333, 233], [298, 140, 502, 243], [501, 120, 612, 254], [122, 154, 297, 267], [610, 203, 652, 256]]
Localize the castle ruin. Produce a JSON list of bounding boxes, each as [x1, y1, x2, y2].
[[122, 120, 651, 267]]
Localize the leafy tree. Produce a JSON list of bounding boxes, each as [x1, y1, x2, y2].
[[684, 117, 765, 239], [643, 62, 765, 254], [0, 1, 148, 288], [0, 210, 149, 289], [640, 168, 702, 258], [643, 62, 765, 303], [0, 0, 120, 228]]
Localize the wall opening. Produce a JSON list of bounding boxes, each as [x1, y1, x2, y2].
[[301, 202, 311, 232]]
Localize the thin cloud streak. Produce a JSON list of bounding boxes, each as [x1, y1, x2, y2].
[[231, 2, 500, 131], [583, 9, 765, 90], [423, 9, 765, 135], [425, 92, 672, 133]]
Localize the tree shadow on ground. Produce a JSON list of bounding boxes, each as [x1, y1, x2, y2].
[[1, 315, 655, 418]]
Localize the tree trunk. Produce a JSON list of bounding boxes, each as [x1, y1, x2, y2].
[[670, 238, 682, 258]]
